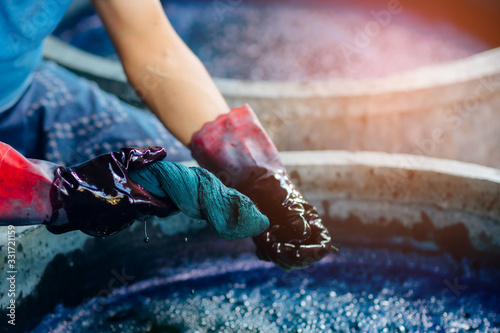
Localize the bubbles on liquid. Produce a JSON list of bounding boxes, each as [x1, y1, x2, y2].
[[33, 247, 500, 333]]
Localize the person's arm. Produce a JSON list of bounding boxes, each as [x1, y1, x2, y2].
[[93, 0, 334, 270], [0, 142, 175, 235], [92, 0, 229, 145]]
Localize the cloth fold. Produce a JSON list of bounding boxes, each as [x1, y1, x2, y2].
[[129, 161, 269, 239]]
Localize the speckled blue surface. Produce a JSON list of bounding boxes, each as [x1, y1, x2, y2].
[[34, 246, 500, 333]]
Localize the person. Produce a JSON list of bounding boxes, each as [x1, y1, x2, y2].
[[0, 0, 332, 270]]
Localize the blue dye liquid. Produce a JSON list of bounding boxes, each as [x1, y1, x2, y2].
[[53, 0, 489, 80], [34, 246, 500, 333]]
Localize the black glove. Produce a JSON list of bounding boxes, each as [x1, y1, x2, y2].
[[46, 146, 178, 236], [189, 104, 333, 270], [0, 142, 176, 237]]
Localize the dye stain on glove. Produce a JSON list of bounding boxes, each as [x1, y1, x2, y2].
[[189, 104, 332, 271], [129, 162, 269, 240], [46, 147, 177, 236], [0, 144, 176, 236]]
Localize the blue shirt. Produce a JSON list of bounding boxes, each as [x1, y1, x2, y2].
[[0, 0, 73, 111]]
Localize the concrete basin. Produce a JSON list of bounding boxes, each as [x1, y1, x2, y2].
[[43, 0, 500, 168], [2, 0, 499, 330], [1, 151, 499, 331]]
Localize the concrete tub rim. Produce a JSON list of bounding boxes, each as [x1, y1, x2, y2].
[[44, 36, 500, 115], [2, 149, 499, 331]]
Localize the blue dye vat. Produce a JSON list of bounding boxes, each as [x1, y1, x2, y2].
[[34, 246, 500, 333], [53, 0, 490, 80]]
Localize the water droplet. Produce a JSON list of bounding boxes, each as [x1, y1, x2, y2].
[[184, 237, 188, 243], [143, 220, 149, 243]]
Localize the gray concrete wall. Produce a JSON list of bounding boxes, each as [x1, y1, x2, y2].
[[230, 50, 500, 169], [44, 37, 500, 169], [280, 151, 500, 255]]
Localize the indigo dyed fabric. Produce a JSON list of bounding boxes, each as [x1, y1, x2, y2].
[[130, 161, 270, 240]]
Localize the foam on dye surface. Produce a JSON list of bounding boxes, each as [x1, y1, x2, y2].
[[34, 246, 500, 333]]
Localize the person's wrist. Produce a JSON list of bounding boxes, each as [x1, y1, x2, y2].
[[43, 166, 81, 234], [190, 104, 283, 190], [189, 104, 333, 269]]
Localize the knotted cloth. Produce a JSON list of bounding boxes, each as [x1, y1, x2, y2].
[[129, 161, 269, 239]]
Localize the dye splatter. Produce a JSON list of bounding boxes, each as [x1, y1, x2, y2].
[[34, 246, 500, 333], [54, 0, 491, 80]]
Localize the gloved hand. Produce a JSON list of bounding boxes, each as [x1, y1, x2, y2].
[[189, 104, 333, 271], [0, 142, 177, 236]]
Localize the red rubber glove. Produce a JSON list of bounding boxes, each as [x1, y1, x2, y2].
[[189, 104, 332, 270], [0, 142, 177, 236]]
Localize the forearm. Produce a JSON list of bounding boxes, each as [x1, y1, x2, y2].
[[92, 0, 229, 145]]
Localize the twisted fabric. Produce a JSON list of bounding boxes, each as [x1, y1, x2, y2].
[[129, 161, 269, 240]]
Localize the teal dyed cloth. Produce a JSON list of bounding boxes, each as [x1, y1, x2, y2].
[[130, 161, 269, 239]]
